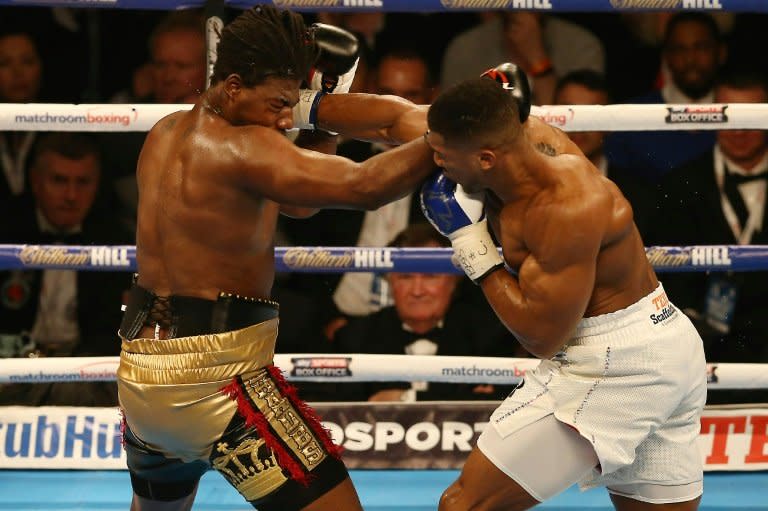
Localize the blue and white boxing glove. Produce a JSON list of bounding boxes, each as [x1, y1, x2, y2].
[[293, 23, 359, 131], [420, 171, 504, 283]]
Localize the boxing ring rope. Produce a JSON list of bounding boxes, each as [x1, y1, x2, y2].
[[0, 242, 766, 389], [0, 103, 765, 132], [1, 243, 766, 273], [0, 354, 764, 389], [0, 0, 767, 13]]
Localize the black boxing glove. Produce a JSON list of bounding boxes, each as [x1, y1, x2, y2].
[[309, 23, 359, 94], [481, 62, 531, 123]]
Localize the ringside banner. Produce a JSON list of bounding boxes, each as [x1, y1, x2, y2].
[[1, 405, 766, 471]]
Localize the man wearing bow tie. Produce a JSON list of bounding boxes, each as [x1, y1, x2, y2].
[[0, 132, 131, 406], [648, 68, 768, 402], [329, 223, 524, 403]]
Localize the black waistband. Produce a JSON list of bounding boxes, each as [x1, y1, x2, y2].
[[119, 284, 279, 340]]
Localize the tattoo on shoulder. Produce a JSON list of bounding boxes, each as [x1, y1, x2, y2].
[[163, 117, 177, 130], [535, 142, 557, 156]]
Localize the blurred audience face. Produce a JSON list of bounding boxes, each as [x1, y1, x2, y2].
[[348, 54, 369, 94], [374, 55, 435, 104], [716, 84, 768, 169], [663, 19, 724, 99], [388, 242, 459, 334], [317, 12, 385, 46], [554, 82, 608, 163], [150, 28, 206, 103], [0, 33, 42, 102], [31, 151, 100, 230]]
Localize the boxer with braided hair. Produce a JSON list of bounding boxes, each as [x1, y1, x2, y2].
[[117, 5, 434, 511]]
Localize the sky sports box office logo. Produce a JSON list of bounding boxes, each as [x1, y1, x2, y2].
[[666, 105, 728, 124], [291, 357, 352, 377]]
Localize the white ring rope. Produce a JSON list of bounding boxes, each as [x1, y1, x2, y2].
[[0, 354, 762, 390], [1, 103, 764, 132]]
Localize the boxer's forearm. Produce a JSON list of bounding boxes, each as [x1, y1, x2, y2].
[[315, 93, 428, 145], [350, 137, 435, 209]]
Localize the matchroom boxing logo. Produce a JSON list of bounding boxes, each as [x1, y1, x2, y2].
[[665, 105, 728, 124], [14, 106, 138, 130]]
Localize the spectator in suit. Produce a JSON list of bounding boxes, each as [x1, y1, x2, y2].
[[440, 12, 605, 105], [553, 70, 654, 236], [331, 223, 525, 403], [605, 12, 727, 183], [0, 132, 132, 406], [649, 68, 768, 402]]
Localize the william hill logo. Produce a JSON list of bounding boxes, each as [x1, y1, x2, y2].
[[272, 0, 383, 6], [281, 248, 394, 270], [17, 246, 130, 268], [610, 0, 722, 8], [666, 105, 728, 124], [441, 0, 552, 8]]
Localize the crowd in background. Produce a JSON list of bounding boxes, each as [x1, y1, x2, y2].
[[1, 6, 767, 406]]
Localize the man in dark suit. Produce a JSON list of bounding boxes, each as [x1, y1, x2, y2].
[[648, 69, 768, 402], [0, 132, 132, 406]]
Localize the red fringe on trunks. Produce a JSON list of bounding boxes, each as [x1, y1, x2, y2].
[[118, 408, 128, 449], [221, 365, 342, 486], [266, 365, 344, 460]]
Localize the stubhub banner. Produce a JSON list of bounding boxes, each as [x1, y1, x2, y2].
[[0, 407, 124, 469], [1, 404, 767, 471]]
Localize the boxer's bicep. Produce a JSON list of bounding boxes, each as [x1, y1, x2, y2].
[[521, 205, 604, 338], [518, 249, 596, 341], [244, 136, 363, 208], [481, 205, 603, 357]]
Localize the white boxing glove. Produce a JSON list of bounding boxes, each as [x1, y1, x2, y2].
[[293, 23, 359, 131], [420, 171, 504, 283], [308, 56, 359, 95], [292, 58, 359, 131]]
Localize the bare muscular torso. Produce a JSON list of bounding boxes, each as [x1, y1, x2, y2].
[[135, 106, 277, 301], [485, 117, 658, 318]]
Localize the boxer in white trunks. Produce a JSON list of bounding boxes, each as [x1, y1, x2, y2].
[[420, 65, 707, 511]]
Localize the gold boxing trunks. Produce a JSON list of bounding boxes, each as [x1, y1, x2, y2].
[[117, 317, 343, 503]]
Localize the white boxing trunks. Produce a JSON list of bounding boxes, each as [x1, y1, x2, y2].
[[477, 283, 707, 503]]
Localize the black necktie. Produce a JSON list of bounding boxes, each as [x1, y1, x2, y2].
[[722, 169, 766, 228]]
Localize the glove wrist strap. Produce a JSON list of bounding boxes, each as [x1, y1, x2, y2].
[[292, 89, 325, 130], [448, 220, 504, 283]]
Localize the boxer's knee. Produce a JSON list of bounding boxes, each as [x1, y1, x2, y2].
[[438, 476, 468, 511]]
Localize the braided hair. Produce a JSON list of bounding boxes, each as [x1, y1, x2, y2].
[[211, 5, 318, 87]]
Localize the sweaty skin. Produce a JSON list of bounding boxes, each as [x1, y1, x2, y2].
[[429, 116, 658, 359], [135, 77, 431, 310]]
